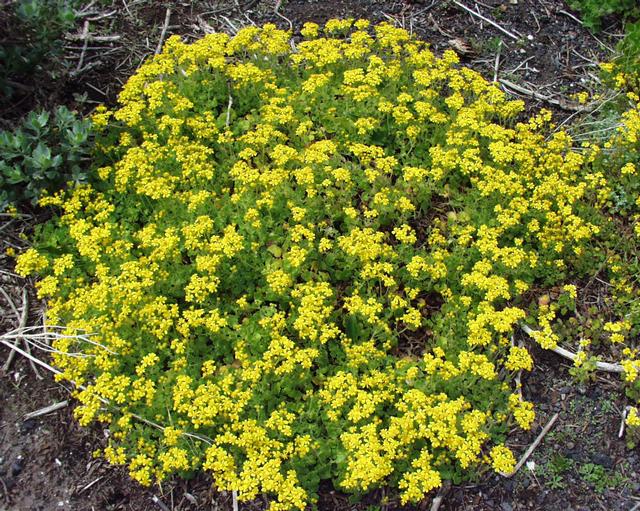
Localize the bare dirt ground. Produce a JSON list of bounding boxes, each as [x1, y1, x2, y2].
[[1, 1, 639, 510]]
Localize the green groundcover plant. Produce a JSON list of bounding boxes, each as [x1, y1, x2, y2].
[[14, 20, 640, 509], [0, 106, 92, 211]]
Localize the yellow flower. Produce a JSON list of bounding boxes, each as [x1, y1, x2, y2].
[[490, 445, 516, 474], [627, 407, 640, 427], [505, 346, 534, 371], [15, 248, 49, 276]]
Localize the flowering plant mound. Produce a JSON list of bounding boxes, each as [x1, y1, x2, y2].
[[16, 20, 640, 509]]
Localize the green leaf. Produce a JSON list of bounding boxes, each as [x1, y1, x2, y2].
[[267, 244, 282, 258], [5, 165, 25, 184], [30, 142, 52, 168]]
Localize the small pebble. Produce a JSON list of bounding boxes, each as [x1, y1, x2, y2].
[[591, 453, 614, 469], [20, 418, 37, 435], [10, 457, 23, 477], [566, 449, 583, 462]]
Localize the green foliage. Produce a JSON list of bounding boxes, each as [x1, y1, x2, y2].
[[0, 0, 78, 101], [569, 0, 640, 30], [0, 106, 93, 210], [615, 21, 640, 93], [578, 462, 627, 493], [541, 455, 572, 490], [569, 0, 639, 95]]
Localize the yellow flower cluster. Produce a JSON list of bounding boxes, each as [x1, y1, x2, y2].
[[489, 445, 516, 474]]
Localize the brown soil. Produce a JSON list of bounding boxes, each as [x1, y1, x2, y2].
[[1, 1, 638, 510]]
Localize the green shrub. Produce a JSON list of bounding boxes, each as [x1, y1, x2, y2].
[[0, 106, 93, 210], [0, 0, 78, 101], [568, 0, 639, 30], [15, 20, 640, 510]]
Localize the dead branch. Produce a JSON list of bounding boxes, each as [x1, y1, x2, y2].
[[1, 288, 29, 374], [155, 8, 172, 55], [502, 413, 559, 477], [619, 406, 632, 438], [0, 336, 213, 446], [452, 1, 520, 41], [232, 490, 239, 511], [1, 338, 60, 376], [520, 324, 631, 373], [499, 78, 587, 112], [76, 20, 90, 74], [24, 400, 69, 420], [66, 33, 121, 42]]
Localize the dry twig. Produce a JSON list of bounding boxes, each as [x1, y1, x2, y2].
[[232, 490, 239, 511], [274, 0, 293, 32], [155, 8, 172, 55], [78, 476, 104, 494], [619, 405, 632, 438], [1, 288, 29, 374], [502, 413, 559, 477], [151, 494, 171, 511], [0, 286, 19, 319], [493, 39, 502, 83], [226, 93, 233, 127], [521, 324, 632, 373], [76, 20, 90, 73], [220, 15, 239, 35], [499, 78, 586, 111], [0, 336, 213, 445], [428, 13, 453, 38], [66, 33, 121, 42], [24, 400, 69, 420], [0, 338, 60, 376], [86, 10, 118, 22], [452, 1, 520, 41]]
